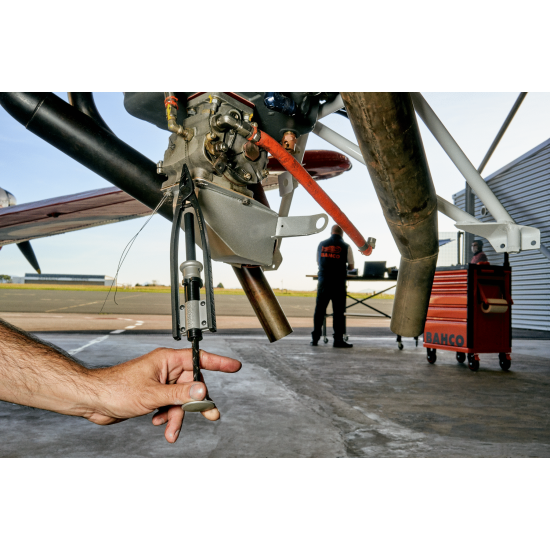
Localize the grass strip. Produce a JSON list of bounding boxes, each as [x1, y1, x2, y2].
[[0, 284, 394, 299]]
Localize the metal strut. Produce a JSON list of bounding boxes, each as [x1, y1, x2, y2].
[[169, 164, 217, 413]]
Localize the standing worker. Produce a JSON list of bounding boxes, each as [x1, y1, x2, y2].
[[470, 239, 489, 264], [311, 225, 354, 348]]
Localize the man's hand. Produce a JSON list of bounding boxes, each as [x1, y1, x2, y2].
[[86, 348, 242, 443], [0, 319, 242, 444]]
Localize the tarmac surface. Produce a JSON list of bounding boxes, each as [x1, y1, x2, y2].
[[0, 288, 394, 317], [1, 327, 549, 458], [1, 287, 549, 458]]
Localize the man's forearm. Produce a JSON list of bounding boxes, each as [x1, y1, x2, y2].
[[0, 318, 98, 417]]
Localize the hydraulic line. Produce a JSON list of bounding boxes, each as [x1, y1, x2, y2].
[[246, 128, 373, 256]]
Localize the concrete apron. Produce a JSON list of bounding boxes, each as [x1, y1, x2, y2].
[[0, 332, 549, 458], [0, 312, 391, 332]]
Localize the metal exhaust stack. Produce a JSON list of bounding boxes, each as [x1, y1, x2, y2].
[[233, 266, 293, 343], [341, 93, 439, 337], [0, 92, 171, 219]]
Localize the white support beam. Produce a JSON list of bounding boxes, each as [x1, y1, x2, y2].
[[410, 93, 514, 225], [312, 122, 365, 164], [312, 103, 542, 257], [318, 95, 345, 120], [437, 196, 541, 257], [410, 92, 543, 254]]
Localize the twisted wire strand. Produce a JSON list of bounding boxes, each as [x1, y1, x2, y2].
[[100, 193, 169, 313], [192, 338, 201, 382]]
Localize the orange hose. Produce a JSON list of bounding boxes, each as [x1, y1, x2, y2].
[[250, 129, 372, 256]]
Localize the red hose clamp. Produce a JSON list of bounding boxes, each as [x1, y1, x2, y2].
[[164, 96, 179, 109], [247, 126, 260, 143]]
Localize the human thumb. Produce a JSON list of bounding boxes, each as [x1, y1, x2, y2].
[[153, 381, 207, 408]]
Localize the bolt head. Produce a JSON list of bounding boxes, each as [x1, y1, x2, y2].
[[500, 244, 505, 249], [202, 321, 207, 326], [532, 240, 537, 246]]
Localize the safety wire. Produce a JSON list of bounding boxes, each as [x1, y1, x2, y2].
[[100, 193, 170, 313]]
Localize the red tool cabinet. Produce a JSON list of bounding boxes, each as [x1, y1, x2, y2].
[[423, 264, 513, 371]]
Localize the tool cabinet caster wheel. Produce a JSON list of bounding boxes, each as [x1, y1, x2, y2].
[[323, 338, 329, 344], [499, 353, 511, 371], [468, 354, 480, 371], [427, 348, 437, 364], [456, 352, 466, 364], [398, 342, 404, 351]]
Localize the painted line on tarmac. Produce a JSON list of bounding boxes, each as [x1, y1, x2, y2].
[[68, 336, 110, 356], [46, 300, 103, 313], [68, 319, 145, 354]]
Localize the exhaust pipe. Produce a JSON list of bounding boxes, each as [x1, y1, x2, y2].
[[341, 93, 439, 337], [233, 266, 293, 342], [0, 92, 171, 220], [67, 92, 114, 135]]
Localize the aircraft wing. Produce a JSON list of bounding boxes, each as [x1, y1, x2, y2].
[[0, 150, 353, 246], [0, 187, 152, 246]]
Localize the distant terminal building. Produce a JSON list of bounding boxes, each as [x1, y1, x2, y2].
[[454, 137, 550, 332], [24, 273, 114, 286]]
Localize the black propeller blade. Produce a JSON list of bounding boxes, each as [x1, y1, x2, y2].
[[16, 241, 41, 274]]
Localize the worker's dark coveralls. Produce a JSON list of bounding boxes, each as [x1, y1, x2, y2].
[[312, 234, 353, 342]]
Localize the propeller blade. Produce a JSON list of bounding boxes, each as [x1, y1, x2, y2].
[[16, 241, 41, 274]]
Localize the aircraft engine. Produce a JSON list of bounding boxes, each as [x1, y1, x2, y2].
[[0, 187, 16, 208], [0, 187, 41, 273], [124, 92, 337, 269], [0, 187, 16, 252], [0, 91, 367, 342]]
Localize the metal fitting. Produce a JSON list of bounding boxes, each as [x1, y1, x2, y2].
[[242, 198, 251, 206], [282, 131, 297, 152], [367, 237, 377, 249], [212, 114, 253, 139], [264, 93, 297, 117], [180, 260, 203, 282], [243, 141, 260, 161], [184, 300, 202, 331], [157, 161, 164, 175]]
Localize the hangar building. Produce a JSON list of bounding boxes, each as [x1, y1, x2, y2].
[[454, 137, 550, 332]]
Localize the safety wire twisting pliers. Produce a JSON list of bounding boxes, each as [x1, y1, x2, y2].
[[169, 164, 217, 412]]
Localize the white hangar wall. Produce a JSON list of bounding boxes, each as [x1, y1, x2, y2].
[[453, 137, 550, 332]]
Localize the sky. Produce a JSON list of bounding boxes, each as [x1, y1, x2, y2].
[[1, 92, 550, 292]]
